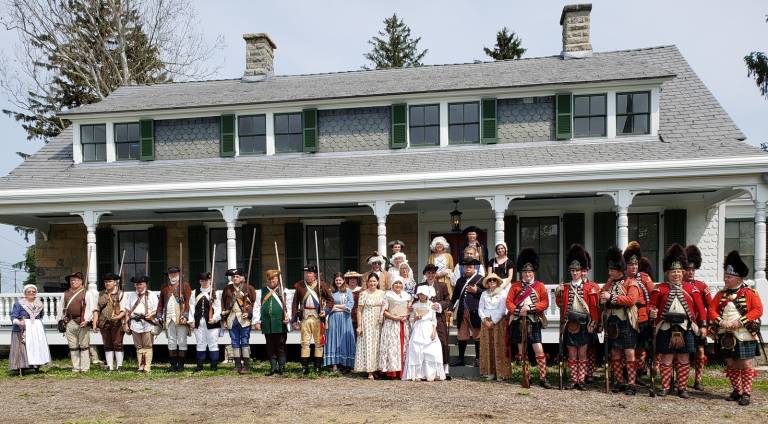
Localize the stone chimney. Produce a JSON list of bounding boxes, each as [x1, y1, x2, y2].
[[560, 4, 593, 59], [243, 33, 277, 80]]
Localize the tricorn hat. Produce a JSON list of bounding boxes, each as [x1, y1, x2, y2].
[[422, 264, 438, 274], [65, 272, 84, 284], [167, 266, 181, 274], [606, 247, 625, 271], [102, 272, 121, 282], [685, 245, 702, 270], [197, 272, 212, 281], [366, 252, 385, 265], [131, 275, 150, 284], [623, 241, 642, 265], [225, 268, 244, 277], [461, 257, 482, 266], [663, 243, 687, 272], [388, 240, 405, 249], [516, 248, 539, 272], [265, 269, 281, 280], [462, 225, 481, 235], [566, 244, 590, 271], [724, 250, 749, 278], [303, 264, 318, 274]]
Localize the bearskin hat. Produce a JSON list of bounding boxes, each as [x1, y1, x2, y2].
[[685, 245, 702, 270], [566, 244, 590, 271], [638, 257, 654, 280], [585, 250, 592, 271], [663, 243, 687, 272], [724, 250, 749, 278], [606, 246, 625, 271], [516, 248, 539, 272], [623, 241, 642, 265]]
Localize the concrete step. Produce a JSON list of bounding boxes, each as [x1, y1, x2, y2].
[[448, 344, 476, 358], [449, 365, 481, 378]]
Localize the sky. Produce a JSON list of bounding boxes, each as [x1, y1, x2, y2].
[[0, 0, 766, 291]]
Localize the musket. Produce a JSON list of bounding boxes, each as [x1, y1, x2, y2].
[[246, 228, 257, 286], [208, 244, 217, 324], [179, 241, 190, 327], [558, 318, 566, 390], [117, 249, 126, 292], [754, 324, 768, 364], [602, 305, 610, 393], [649, 322, 658, 397], [520, 317, 530, 388], [274, 242, 288, 317], [314, 231, 327, 340]]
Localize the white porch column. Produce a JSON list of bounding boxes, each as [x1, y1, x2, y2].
[[598, 190, 648, 249], [210, 206, 247, 269], [754, 198, 766, 290], [71, 210, 110, 292], [360, 200, 404, 255], [476, 194, 524, 247]]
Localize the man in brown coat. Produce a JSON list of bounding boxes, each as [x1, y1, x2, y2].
[[156, 266, 192, 371], [417, 264, 453, 380], [220, 268, 258, 374], [291, 264, 333, 374], [61, 272, 93, 372]]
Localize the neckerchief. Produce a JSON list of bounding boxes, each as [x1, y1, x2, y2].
[[19, 298, 44, 322]]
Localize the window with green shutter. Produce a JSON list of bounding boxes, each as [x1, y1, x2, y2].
[[187, 225, 207, 289], [593, 212, 617, 283], [285, 223, 305, 284], [481, 98, 497, 144], [302, 109, 318, 153], [555, 93, 572, 140], [663, 209, 687, 252], [139, 120, 154, 161], [390, 104, 407, 149], [562, 213, 585, 280], [220, 114, 236, 157]]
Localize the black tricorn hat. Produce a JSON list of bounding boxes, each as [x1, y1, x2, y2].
[[131, 275, 150, 284], [167, 266, 181, 274], [623, 241, 642, 265], [102, 272, 121, 282], [197, 272, 212, 280], [724, 250, 749, 278], [225, 268, 244, 277], [462, 226, 481, 235], [606, 247, 625, 271], [663, 243, 687, 272], [685, 245, 702, 270], [461, 258, 481, 266], [566, 244, 589, 271], [303, 264, 318, 274], [422, 264, 438, 274], [516, 248, 539, 272], [65, 272, 84, 284]]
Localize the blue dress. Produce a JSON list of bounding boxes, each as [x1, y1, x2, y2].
[[324, 290, 356, 367]]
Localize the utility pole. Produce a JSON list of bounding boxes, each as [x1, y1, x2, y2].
[[14, 269, 18, 293]]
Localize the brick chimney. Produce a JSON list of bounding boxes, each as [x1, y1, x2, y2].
[[560, 4, 593, 59], [243, 33, 277, 80]]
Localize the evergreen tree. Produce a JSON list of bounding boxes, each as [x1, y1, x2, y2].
[[745, 15, 768, 99], [364, 14, 427, 69], [484, 27, 526, 60]]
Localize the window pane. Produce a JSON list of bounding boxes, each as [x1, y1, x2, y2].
[[324, 226, 340, 257], [464, 123, 479, 142], [129, 143, 140, 160], [128, 123, 140, 141], [81, 126, 94, 144], [274, 114, 288, 134], [633, 93, 649, 113], [449, 125, 463, 142], [115, 124, 127, 142], [725, 238, 738, 253], [574, 96, 590, 116], [449, 104, 463, 124], [96, 144, 106, 161], [725, 221, 739, 238], [424, 105, 439, 125], [589, 117, 605, 136], [288, 134, 302, 152], [617, 115, 631, 134], [616, 94, 629, 114], [410, 127, 424, 144], [539, 254, 558, 284], [739, 239, 754, 255], [93, 125, 106, 143], [464, 103, 479, 123], [239, 116, 255, 136], [116, 143, 130, 160], [574, 117, 590, 137], [288, 113, 302, 134], [410, 106, 424, 126], [424, 126, 439, 145], [633, 115, 649, 134], [590, 95, 606, 115], [740, 221, 754, 238], [540, 224, 559, 252]]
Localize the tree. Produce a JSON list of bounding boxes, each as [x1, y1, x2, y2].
[[484, 27, 526, 60], [364, 13, 427, 69], [13, 245, 36, 286], [0, 0, 223, 143], [745, 15, 768, 99], [761, 142, 767, 152]]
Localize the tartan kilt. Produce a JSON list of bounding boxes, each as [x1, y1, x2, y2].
[[510, 319, 543, 345], [563, 322, 590, 347], [655, 327, 696, 354], [722, 340, 759, 360], [606, 316, 637, 350], [636, 320, 652, 350]]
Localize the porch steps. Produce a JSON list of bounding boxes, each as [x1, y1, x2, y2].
[[447, 329, 480, 378]]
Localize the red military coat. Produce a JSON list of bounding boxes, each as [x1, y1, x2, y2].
[[690, 279, 713, 315], [555, 280, 601, 324], [506, 280, 549, 317], [626, 272, 654, 323], [601, 278, 642, 309], [709, 286, 764, 326], [649, 282, 706, 327]]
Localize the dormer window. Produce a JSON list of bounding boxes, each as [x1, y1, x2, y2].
[[274, 112, 303, 153], [573, 94, 606, 138], [81, 124, 107, 162], [115, 122, 141, 160], [409, 104, 440, 146], [448, 102, 480, 144], [616, 91, 650, 135], [238, 115, 267, 154]]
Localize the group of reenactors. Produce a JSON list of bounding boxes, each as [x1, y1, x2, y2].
[[56, 238, 763, 406]]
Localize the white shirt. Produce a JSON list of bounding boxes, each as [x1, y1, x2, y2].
[[191, 287, 221, 325], [479, 287, 509, 324], [122, 290, 158, 333], [449, 262, 486, 286]]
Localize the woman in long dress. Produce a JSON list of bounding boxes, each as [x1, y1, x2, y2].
[[354, 273, 386, 379], [324, 273, 356, 372], [378, 278, 412, 379], [9, 284, 51, 374], [344, 271, 363, 337], [403, 285, 446, 381]]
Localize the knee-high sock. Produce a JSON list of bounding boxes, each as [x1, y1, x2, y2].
[[578, 360, 589, 383], [694, 355, 707, 384], [196, 350, 206, 364], [474, 340, 480, 363], [457, 341, 467, 362], [535, 355, 547, 381], [676, 362, 690, 391], [568, 359, 578, 384], [611, 359, 624, 384], [80, 349, 90, 371], [660, 363, 673, 390], [115, 351, 124, 368], [210, 350, 220, 364], [70, 349, 80, 371], [586, 349, 596, 378], [725, 368, 741, 393], [740, 369, 755, 395], [627, 360, 637, 385], [105, 351, 114, 370]]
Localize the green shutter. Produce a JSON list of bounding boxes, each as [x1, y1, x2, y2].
[[663, 209, 687, 252], [593, 212, 617, 284], [220, 114, 235, 157], [302, 109, 318, 153], [504, 215, 518, 263], [390, 104, 407, 149], [481, 98, 497, 144], [147, 226, 166, 291], [556, 93, 572, 140], [187, 225, 207, 290], [562, 213, 586, 280], [340, 221, 360, 273], [139, 119, 154, 161], [284, 223, 304, 284], [243, 224, 262, 288], [96, 227, 114, 291]]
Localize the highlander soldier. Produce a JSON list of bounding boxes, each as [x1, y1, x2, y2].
[[61, 272, 94, 372], [684, 244, 713, 391], [555, 244, 601, 390], [292, 264, 333, 374], [710, 251, 764, 406], [156, 266, 192, 372], [256, 269, 289, 376], [506, 248, 551, 388], [122, 276, 158, 373], [648, 244, 706, 398], [93, 272, 125, 371], [417, 263, 452, 380], [220, 268, 257, 374], [190, 272, 221, 372], [600, 247, 642, 395], [624, 241, 655, 381]]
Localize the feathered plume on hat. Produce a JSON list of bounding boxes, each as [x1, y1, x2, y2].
[[663, 243, 687, 272], [723, 250, 749, 278], [566, 244, 590, 271], [606, 246, 625, 271], [623, 241, 642, 265], [685, 245, 702, 270], [516, 248, 539, 272]]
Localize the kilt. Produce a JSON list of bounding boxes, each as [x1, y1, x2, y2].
[[563, 322, 590, 347], [510, 319, 542, 345], [694, 333, 708, 349], [655, 328, 696, 354], [636, 321, 652, 350], [722, 340, 759, 360], [606, 316, 637, 350]]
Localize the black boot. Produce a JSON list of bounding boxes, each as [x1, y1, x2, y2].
[[315, 358, 323, 373], [473, 341, 481, 367], [233, 358, 242, 374], [168, 351, 177, 372], [177, 350, 185, 372], [194, 361, 204, 372], [738, 394, 751, 406], [301, 358, 310, 375], [210, 350, 219, 371], [266, 359, 278, 376], [451, 341, 467, 367], [277, 355, 286, 375]]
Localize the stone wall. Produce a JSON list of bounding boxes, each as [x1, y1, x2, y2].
[[154, 117, 220, 160], [318, 107, 390, 153], [35, 224, 86, 289], [497, 97, 554, 143]]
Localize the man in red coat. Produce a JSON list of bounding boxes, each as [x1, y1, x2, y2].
[[624, 241, 655, 380], [555, 244, 600, 390], [709, 251, 764, 406], [684, 244, 713, 391]]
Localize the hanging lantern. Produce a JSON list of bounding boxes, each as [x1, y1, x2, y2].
[[450, 200, 462, 232]]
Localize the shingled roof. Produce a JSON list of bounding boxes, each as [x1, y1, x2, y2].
[[0, 45, 761, 192]]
